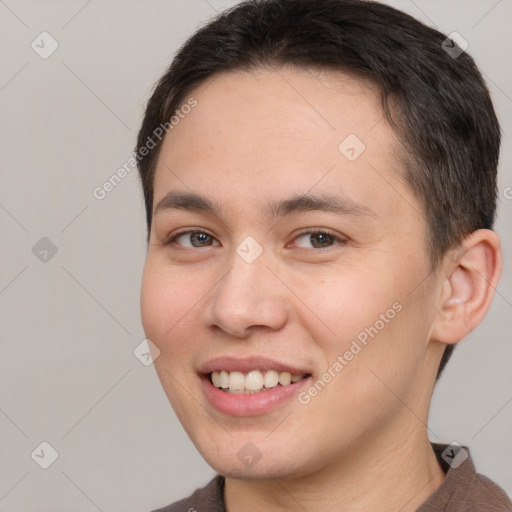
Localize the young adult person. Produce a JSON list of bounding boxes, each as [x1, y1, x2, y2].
[[136, 1, 511, 510]]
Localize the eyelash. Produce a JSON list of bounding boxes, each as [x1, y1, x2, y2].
[[163, 228, 348, 250]]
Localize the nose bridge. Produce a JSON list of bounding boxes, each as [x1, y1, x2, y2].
[[205, 243, 287, 336]]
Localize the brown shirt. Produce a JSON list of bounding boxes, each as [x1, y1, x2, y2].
[[152, 443, 512, 511]]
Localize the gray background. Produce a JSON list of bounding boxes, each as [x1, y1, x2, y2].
[[0, 0, 510, 511]]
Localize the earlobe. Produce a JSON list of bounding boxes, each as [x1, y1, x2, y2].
[[430, 229, 502, 345]]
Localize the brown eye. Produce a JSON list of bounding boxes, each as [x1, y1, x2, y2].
[[168, 230, 219, 248], [294, 230, 347, 249]]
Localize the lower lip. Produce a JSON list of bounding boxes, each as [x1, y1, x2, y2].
[[201, 374, 312, 417]]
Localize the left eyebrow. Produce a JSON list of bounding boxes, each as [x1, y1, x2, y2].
[[263, 192, 377, 220], [154, 190, 377, 220]]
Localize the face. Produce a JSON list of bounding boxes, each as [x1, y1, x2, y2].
[[141, 67, 443, 479]]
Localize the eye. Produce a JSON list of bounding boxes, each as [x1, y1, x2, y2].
[[162, 228, 347, 250], [166, 230, 220, 248], [293, 229, 347, 249]]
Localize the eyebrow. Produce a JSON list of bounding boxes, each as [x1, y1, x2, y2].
[[154, 190, 377, 220]]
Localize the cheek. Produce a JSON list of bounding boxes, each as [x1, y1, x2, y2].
[[317, 268, 433, 399], [300, 268, 397, 351], [140, 259, 198, 353], [300, 261, 429, 406], [140, 262, 166, 341]]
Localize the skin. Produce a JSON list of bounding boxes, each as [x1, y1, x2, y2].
[[140, 67, 502, 511]]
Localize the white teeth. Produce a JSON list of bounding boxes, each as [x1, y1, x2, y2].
[[211, 371, 221, 387], [245, 371, 264, 391], [278, 372, 291, 386], [228, 371, 245, 391], [263, 370, 279, 388], [219, 370, 229, 388], [210, 369, 307, 392]]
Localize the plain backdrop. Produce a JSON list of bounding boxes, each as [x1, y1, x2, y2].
[[0, 1, 511, 511]]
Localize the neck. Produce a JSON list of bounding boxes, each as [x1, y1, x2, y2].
[[224, 423, 445, 512]]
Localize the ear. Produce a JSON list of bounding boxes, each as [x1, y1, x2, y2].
[[430, 229, 502, 345]]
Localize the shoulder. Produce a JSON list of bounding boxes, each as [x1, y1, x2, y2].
[[420, 443, 512, 512], [149, 475, 225, 512], [468, 472, 512, 511]]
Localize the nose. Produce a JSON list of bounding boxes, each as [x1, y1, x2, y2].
[[202, 250, 289, 338]]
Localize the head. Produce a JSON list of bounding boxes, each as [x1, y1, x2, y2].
[[137, 0, 501, 479]]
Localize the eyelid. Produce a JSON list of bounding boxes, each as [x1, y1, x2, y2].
[[290, 228, 348, 249], [162, 227, 348, 250], [164, 228, 218, 247]]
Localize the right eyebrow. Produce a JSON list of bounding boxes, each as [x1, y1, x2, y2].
[[154, 190, 222, 216]]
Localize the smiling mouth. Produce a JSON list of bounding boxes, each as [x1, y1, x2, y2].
[[209, 369, 311, 394]]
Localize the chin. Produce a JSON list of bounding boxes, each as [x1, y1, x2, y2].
[[192, 435, 315, 481], [204, 453, 302, 480]]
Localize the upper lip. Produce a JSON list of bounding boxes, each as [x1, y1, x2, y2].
[[199, 356, 311, 375]]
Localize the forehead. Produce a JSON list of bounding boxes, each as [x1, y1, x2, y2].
[[159, 67, 389, 163], [153, 67, 413, 222]]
